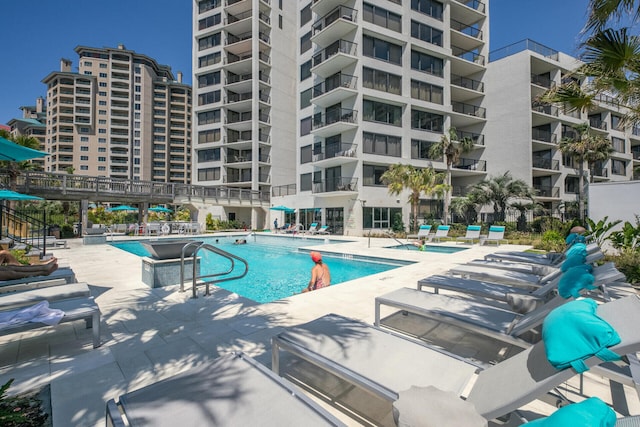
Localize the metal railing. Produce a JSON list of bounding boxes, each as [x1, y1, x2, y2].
[[453, 158, 486, 171], [452, 46, 485, 65], [180, 242, 248, 298], [452, 101, 486, 118], [450, 19, 482, 39], [451, 74, 484, 92], [531, 74, 554, 88], [532, 157, 559, 170], [312, 40, 357, 68], [312, 5, 357, 35], [312, 73, 357, 97], [534, 185, 560, 198], [0, 204, 49, 255], [532, 128, 557, 143], [312, 108, 358, 129], [312, 143, 357, 161]]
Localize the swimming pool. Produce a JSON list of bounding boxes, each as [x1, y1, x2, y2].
[[386, 244, 468, 254], [112, 235, 410, 303]]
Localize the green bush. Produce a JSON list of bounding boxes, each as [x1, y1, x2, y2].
[[391, 212, 404, 233], [60, 224, 74, 238], [534, 230, 565, 252], [530, 216, 564, 233], [606, 249, 640, 285]]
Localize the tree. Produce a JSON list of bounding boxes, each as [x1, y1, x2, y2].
[[381, 164, 447, 233], [450, 194, 480, 225], [469, 172, 534, 222], [558, 123, 613, 223], [428, 127, 475, 225], [584, 0, 640, 33], [0, 130, 42, 191]]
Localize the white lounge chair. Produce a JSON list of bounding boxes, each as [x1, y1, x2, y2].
[[106, 352, 346, 427], [483, 225, 506, 245], [408, 224, 432, 239], [315, 225, 330, 235], [272, 296, 640, 424], [455, 225, 482, 244], [429, 225, 450, 242], [305, 223, 319, 234]]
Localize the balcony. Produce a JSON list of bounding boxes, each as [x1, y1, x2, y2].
[[311, 73, 358, 108], [456, 130, 484, 145], [590, 167, 609, 178], [451, 74, 484, 92], [453, 158, 486, 171], [312, 0, 347, 17], [312, 177, 358, 194], [532, 157, 559, 171], [311, 108, 358, 137], [312, 5, 357, 47], [452, 0, 486, 13], [311, 40, 358, 78], [452, 46, 485, 65], [532, 129, 557, 144], [532, 103, 559, 116], [589, 117, 608, 131], [531, 74, 554, 88], [534, 185, 560, 198], [313, 143, 358, 167], [452, 101, 485, 118]]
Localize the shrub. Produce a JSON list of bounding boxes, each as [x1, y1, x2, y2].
[[606, 249, 640, 285], [534, 230, 565, 252], [530, 216, 564, 233], [391, 212, 404, 233]]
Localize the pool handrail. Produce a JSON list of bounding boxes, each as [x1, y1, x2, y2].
[[179, 242, 249, 298]]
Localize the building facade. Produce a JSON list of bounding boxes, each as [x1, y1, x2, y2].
[[193, 0, 489, 233], [484, 39, 639, 217], [6, 98, 47, 170], [42, 45, 192, 183]]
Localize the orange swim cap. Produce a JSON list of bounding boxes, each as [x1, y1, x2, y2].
[[310, 251, 322, 262]]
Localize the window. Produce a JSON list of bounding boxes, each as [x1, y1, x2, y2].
[[98, 129, 106, 134], [279, 15, 283, 29], [197, 148, 220, 162], [98, 157, 106, 162], [363, 3, 402, 32], [411, 0, 444, 20], [98, 166, 106, 171], [363, 132, 401, 156], [80, 146, 89, 151], [411, 21, 443, 46], [411, 139, 438, 159], [84, 61, 92, 66], [363, 100, 402, 126], [80, 165, 88, 171], [301, 3, 312, 26], [300, 145, 312, 164], [411, 109, 443, 132], [300, 173, 312, 191], [300, 116, 312, 136], [301, 31, 312, 54], [611, 137, 625, 153], [198, 71, 221, 88], [411, 80, 443, 104], [611, 159, 626, 175], [80, 137, 89, 142], [198, 90, 221, 106], [98, 147, 106, 152], [363, 67, 401, 95], [198, 167, 220, 181], [80, 155, 89, 161], [99, 72, 107, 78], [198, 33, 221, 51], [300, 88, 312, 109], [198, 129, 221, 143], [198, 52, 221, 68], [198, 0, 220, 13], [99, 82, 107, 87], [611, 114, 623, 131], [411, 50, 444, 77], [300, 60, 312, 81], [363, 35, 402, 65], [198, 109, 221, 125], [363, 206, 403, 229], [198, 13, 221, 30], [363, 164, 389, 186]]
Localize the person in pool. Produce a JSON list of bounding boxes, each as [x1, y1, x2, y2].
[[302, 251, 331, 293], [412, 239, 427, 251]]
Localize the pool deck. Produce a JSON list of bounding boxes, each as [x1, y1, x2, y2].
[[1, 233, 638, 426]]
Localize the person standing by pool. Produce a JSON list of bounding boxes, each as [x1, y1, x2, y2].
[[274, 218, 278, 231], [302, 251, 331, 293]]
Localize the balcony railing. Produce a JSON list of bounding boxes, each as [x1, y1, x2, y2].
[[452, 46, 485, 65], [534, 185, 560, 198], [590, 167, 609, 177], [532, 129, 557, 143], [456, 130, 484, 145], [312, 143, 357, 161], [312, 40, 357, 67], [452, 0, 486, 13], [451, 74, 484, 92], [312, 5, 357, 35], [632, 149, 640, 160], [532, 103, 559, 116], [589, 118, 607, 130], [453, 158, 486, 171], [312, 108, 358, 130], [226, 91, 252, 103], [312, 73, 357, 97], [312, 177, 358, 193], [226, 51, 252, 64], [562, 130, 578, 140], [272, 184, 296, 197], [531, 74, 553, 88], [532, 158, 559, 170], [226, 31, 253, 45], [226, 9, 252, 24], [450, 19, 482, 39], [452, 101, 486, 118]]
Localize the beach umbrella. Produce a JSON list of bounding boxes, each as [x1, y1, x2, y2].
[[107, 205, 137, 212], [149, 206, 173, 213], [270, 205, 294, 227], [0, 189, 44, 201], [0, 136, 49, 162]]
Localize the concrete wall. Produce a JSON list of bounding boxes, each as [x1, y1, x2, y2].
[[589, 181, 640, 225]]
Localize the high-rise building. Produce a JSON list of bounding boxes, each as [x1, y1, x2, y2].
[[485, 39, 639, 217], [193, 0, 489, 233], [42, 45, 192, 183]]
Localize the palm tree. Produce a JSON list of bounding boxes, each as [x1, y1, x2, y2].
[[381, 164, 447, 234], [558, 123, 613, 223], [584, 0, 640, 33], [0, 130, 42, 191], [450, 193, 481, 225], [428, 127, 475, 225], [469, 172, 534, 222]]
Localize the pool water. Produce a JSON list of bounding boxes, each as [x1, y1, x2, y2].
[[386, 244, 468, 253], [112, 235, 409, 303]]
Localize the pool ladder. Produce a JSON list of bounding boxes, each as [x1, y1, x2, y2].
[[386, 231, 411, 249], [179, 242, 249, 298]]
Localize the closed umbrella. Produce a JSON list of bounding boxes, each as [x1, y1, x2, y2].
[[0, 136, 48, 162]]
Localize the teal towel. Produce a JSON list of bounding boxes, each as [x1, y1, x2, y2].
[[543, 299, 621, 373], [558, 265, 595, 298], [565, 242, 587, 259], [565, 233, 587, 246], [526, 397, 616, 426]]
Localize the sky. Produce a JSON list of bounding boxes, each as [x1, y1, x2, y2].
[[0, 0, 591, 125]]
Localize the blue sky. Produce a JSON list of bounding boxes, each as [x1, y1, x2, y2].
[[0, 0, 590, 124]]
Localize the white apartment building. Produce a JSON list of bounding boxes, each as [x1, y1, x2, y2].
[[42, 45, 192, 183], [7, 98, 47, 170], [193, 0, 489, 233], [484, 39, 640, 217]]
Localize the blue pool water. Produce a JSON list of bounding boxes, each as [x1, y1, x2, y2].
[[386, 244, 468, 253], [112, 235, 409, 303]]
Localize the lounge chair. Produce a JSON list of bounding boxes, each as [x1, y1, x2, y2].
[[483, 225, 506, 245], [305, 223, 319, 234], [455, 225, 482, 244], [0, 266, 76, 288], [466, 250, 604, 276], [106, 351, 346, 427], [484, 241, 601, 265], [315, 225, 330, 235], [429, 225, 450, 242], [272, 295, 640, 424], [407, 224, 431, 239]]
